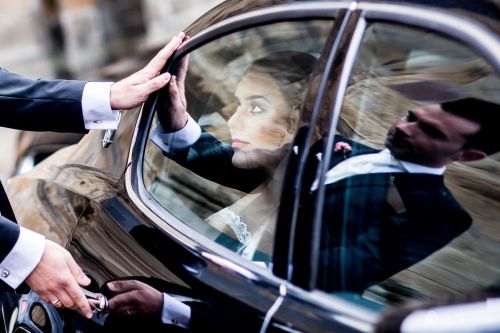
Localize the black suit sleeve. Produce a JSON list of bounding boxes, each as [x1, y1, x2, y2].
[[0, 184, 24, 293], [0, 68, 87, 133], [314, 174, 472, 292], [0, 216, 31, 293], [166, 131, 265, 192], [0, 216, 20, 263], [0, 68, 89, 292]]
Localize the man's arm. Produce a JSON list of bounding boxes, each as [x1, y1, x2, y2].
[[0, 32, 186, 318], [0, 69, 87, 132], [0, 32, 185, 133], [106, 280, 191, 328], [105, 279, 230, 332]]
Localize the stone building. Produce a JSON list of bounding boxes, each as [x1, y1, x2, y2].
[[0, 0, 223, 79], [0, 0, 223, 179]]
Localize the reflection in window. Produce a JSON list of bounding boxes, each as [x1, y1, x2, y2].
[[315, 22, 500, 307], [143, 21, 332, 266]]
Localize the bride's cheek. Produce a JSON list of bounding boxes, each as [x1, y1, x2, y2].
[[260, 126, 290, 148]]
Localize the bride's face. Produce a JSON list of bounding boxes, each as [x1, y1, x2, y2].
[[228, 71, 295, 169]]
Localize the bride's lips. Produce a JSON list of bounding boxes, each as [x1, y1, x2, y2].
[[231, 138, 249, 149]]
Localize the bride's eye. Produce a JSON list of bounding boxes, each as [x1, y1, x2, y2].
[[250, 103, 265, 113]]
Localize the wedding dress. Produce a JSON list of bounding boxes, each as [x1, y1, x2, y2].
[[206, 191, 275, 261]]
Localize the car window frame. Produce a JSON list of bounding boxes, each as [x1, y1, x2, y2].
[[125, 4, 354, 330], [129, 4, 349, 269]]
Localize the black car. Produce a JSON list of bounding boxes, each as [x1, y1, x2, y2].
[[12, 132, 84, 176], [3, 0, 500, 332]]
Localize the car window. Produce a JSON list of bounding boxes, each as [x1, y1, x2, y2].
[[313, 22, 500, 307], [142, 20, 333, 268]]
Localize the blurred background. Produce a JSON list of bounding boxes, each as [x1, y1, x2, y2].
[[0, 0, 223, 181]]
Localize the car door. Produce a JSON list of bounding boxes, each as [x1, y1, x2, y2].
[[66, 3, 353, 333], [270, 2, 500, 333], [131, 5, 349, 332]]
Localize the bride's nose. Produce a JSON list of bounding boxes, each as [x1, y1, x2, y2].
[[228, 107, 245, 132]]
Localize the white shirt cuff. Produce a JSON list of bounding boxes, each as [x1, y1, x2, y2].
[[151, 114, 201, 154], [82, 82, 120, 130], [0, 227, 45, 289], [161, 293, 191, 328]]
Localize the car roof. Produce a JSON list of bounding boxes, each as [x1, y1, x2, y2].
[[185, 0, 500, 36]]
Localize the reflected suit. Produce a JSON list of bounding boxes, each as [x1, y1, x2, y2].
[[164, 129, 472, 292]]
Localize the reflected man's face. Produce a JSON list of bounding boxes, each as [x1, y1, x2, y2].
[[385, 104, 480, 167], [227, 71, 295, 169]]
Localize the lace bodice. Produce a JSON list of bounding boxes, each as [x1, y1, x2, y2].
[[212, 207, 268, 259], [222, 208, 252, 245]]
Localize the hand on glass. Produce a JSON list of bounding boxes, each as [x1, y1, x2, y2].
[[158, 54, 190, 132], [109, 32, 186, 110]]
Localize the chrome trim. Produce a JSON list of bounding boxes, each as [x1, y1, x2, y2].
[[13, 329, 29, 333], [260, 284, 288, 333], [1, 304, 7, 333], [359, 2, 500, 71], [283, 5, 353, 281], [327, 17, 367, 165], [172, 1, 350, 62], [270, 323, 304, 333], [101, 112, 121, 148], [309, 12, 367, 284], [186, 1, 350, 44], [201, 252, 257, 280]]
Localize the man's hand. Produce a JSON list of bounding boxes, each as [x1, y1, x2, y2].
[[158, 55, 190, 131], [25, 240, 93, 319], [106, 279, 163, 318], [109, 32, 186, 110]]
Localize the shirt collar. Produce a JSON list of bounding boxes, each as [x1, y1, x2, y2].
[[383, 149, 446, 175]]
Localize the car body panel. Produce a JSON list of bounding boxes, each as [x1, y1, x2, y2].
[[13, 132, 84, 176]]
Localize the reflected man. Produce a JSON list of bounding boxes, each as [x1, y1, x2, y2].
[[315, 98, 500, 291], [106, 61, 500, 329]]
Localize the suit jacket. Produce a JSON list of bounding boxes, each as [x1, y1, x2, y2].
[[314, 171, 471, 292], [166, 131, 471, 293], [291, 136, 472, 292], [0, 68, 87, 292]]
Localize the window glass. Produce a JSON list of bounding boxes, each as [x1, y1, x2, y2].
[[142, 20, 332, 267], [314, 22, 500, 307]]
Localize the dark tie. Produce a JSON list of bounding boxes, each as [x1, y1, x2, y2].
[[0, 183, 17, 222]]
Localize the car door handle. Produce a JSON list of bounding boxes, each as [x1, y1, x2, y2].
[[81, 287, 109, 313]]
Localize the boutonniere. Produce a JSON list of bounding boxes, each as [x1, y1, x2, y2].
[[334, 141, 352, 159]]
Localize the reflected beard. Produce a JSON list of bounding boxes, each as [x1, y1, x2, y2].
[[385, 130, 414, 160]]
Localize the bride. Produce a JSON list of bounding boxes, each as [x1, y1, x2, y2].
[[156, 51, 317, 260]]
